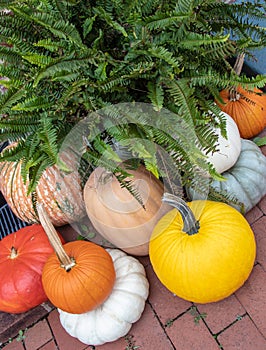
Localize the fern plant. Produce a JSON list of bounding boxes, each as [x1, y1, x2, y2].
[[0, 0, 265, 202]]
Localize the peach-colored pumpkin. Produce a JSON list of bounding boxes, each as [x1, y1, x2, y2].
[[83, 165, 170, 256]]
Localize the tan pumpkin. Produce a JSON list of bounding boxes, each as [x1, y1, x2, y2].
[[0, 150, 85, 226], [216, 85, 266, 139], [83, 165, 170, 256]]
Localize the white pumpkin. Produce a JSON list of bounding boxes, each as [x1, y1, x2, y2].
[[58, 248, 149, 346], [204, 112, 241, 173]]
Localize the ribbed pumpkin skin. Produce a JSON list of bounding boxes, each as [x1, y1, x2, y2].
[[42, 241, 116, 314], [0, 155, 85, 226], [211, 139, 266, 213], [0, 224, 64, 313], [204, 112, 241, 173], [188, 139, 266, 213], [217, 86, 266, 139], [149, 200, 256, 304], [84, 165, 170, 256], [58, 248, 149, 346]]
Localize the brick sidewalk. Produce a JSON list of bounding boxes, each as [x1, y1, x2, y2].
[[0, 145, 266, 350]]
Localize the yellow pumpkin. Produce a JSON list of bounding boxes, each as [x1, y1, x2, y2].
[[149, 193, 256, 303]]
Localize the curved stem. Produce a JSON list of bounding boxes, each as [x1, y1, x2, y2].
[[162, 193, 199, 235], [37, 204, 75, 271]]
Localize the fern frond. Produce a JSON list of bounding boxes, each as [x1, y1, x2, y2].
[[22, 54, 55, 67], [12, 96, 53, 112], [144, 13, 188, 31], [33, 56, 97, 86], [147, 82, 164, 111]]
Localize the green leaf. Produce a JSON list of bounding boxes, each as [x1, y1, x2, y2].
[[83, 15, 97, 38], [253, 136, 266, 147], [147, 82, 164, 111]]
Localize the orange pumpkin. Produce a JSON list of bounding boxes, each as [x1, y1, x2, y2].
[[38, 205, 116, 314], [83, 165, 170, 256], [216, 85, 266, 139], [0, 150, 86, 226]]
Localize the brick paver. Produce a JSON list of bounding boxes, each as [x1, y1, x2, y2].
[[125, 303, 174, 350], [251, 216, 266, 270], [145, 264, 192, 325], [196, 295, 245, 335], [165, 310, 220, 350], [47, 310, 88, 350], [245, 205, 263, 224], [39, 340, 58, 350], [0, 341, 24, 350], [217, 315, 266, 350], [235, 264, 266, 337], [24, 319, 53, 350]]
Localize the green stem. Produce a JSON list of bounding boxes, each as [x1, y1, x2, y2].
[[162, 193, 199, 235]]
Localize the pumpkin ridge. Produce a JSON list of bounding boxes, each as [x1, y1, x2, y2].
[[227, 169, 261, 205], [6, 163, 37, 223]]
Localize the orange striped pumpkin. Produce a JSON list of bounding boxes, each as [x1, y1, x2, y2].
[[0, 154, 85, 226]]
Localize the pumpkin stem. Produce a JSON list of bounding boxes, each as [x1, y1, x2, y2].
[[162, 193, 199, 235], [229, 52, 245, 101], [233, 52, 245, 76], [10, 247, 17, 259], [37, 204, 75, 271]]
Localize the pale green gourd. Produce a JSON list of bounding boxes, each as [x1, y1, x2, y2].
[[188, 139, 266, 213]]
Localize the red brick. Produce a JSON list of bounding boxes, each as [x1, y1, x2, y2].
[[196, 294, 245, 334], [251, 216, 266, 269], [258, 195, 266, 215], [24, 319, 53, 350], [126, 303, 174, 350], [0, 340, 24, 350], [145, 264, 192, 325], [165, 310, 220, 350], [39, 340, 57, 350], [235, 264, 266, 337], [136, 255, 151, 268], [217, 315, 266, 349], [47, 310, 88, 350], [245, 205, 263, 225]]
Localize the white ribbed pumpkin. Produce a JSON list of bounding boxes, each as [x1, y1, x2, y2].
[[0, 151, 85, 226], [58, 248, 149, 346], [204, 112, 241, 174]]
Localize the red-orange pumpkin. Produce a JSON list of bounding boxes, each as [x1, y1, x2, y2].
[[216, 85, 266, 139], [0, 151, 86, 226], [0, 224, 65, 314], [38, 205, 116, 314]]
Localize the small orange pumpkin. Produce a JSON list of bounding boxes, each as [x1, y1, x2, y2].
[[216, 85, 266, 139], [38, 204, 116, 314]]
